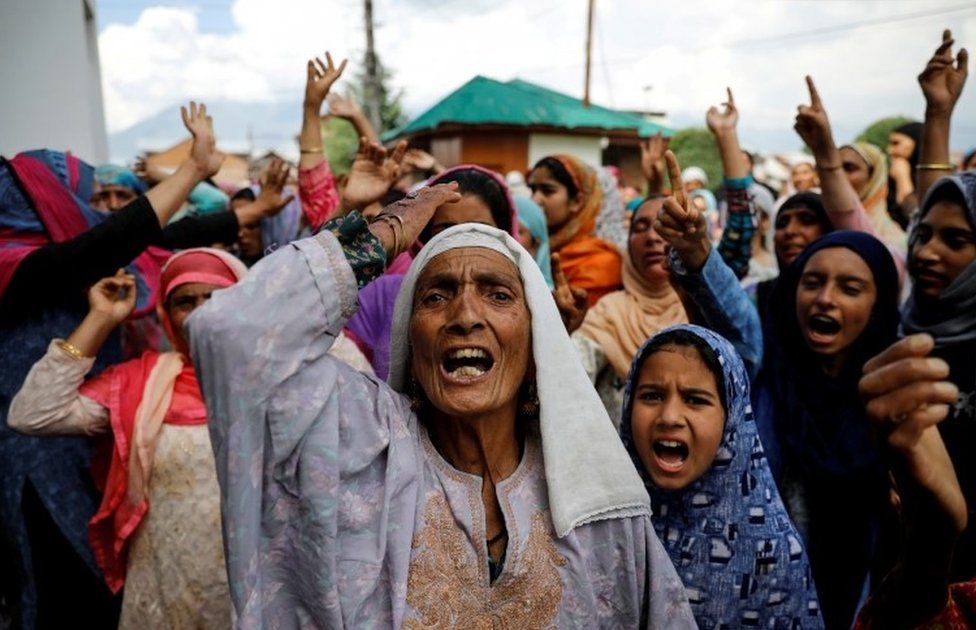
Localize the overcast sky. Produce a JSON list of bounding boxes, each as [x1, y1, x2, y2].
[[96, 0, 976, 153]]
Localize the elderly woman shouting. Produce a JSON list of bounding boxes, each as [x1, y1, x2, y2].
[[190, 184, 695, 627]]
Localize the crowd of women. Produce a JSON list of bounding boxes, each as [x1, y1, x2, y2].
[[0, 27, 973, 630]]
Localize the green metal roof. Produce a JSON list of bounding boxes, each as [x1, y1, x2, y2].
[[384, 76, 670, 141]]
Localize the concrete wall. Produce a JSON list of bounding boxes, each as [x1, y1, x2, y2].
[[0, 0, 108, 163], [527, 133, 603, 170]]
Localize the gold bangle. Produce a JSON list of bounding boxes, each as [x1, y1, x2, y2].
[[300, 146, 323, 154], [56, 340, 87, 361], [917, 162, 954, 171], [818, 163, 843, 171], [371, 213, 405, 260]]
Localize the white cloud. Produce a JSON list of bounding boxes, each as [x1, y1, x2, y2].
[[99, 0, 976, 151]]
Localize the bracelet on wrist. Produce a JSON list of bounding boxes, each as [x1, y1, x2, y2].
[[56, 340, 88, 361], [370, 213, 406, 261], [818, 162, 843, 172], [300, 146, 323, 155], [917, 162, 954, 171]]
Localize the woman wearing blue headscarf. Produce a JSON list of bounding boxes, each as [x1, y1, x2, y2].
[[514, 196, 553, 288], [620, 324, 823, 628]]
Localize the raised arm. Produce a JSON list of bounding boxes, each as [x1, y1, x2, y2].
[[8, 271, 135, 436], [300, 51, 347, 172], [793, 77, 870, 231], [655, 151, 763, 377], [338, 138, 407, 215], [917, 29, 969, 202], [328, 92, 379, 144], [706, 87, 756, 279]]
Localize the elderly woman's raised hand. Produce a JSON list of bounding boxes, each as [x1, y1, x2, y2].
[[655, 151, 711, 272], [305, 51, 348, 113], [368, 182, 461, 259], [342, 138, 408, 211], [551, 253, 588, 333], [793, 76, 837, 160], [919, 29, 969, 116], [181, 101, 225, 179]]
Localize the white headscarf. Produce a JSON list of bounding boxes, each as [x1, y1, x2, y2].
[[388, 223, 650, 537]]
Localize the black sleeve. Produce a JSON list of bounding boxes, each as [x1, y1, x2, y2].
[[1, 196, 163, 318], [158, 211, 239, 250]]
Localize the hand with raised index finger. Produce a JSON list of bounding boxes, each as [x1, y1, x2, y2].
[[655, 151, 711, 272], [706, 87, 738, 136], [793, 76, 836, 158], [919, 29, 969, 115], [305, 51, 348, 112]]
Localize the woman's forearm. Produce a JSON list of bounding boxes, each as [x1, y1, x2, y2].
[[65, 311, 118, 358], [145, 160, 209, 227], [917, 110, 952, 203], [300, 104, 326, 171], [714, 129, 749, 179]]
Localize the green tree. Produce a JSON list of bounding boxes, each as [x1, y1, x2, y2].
[[667, 127, 722, 192], [349, 53, 408, 134], [856, 116, 914, 153], [320, 117, 359, 175]]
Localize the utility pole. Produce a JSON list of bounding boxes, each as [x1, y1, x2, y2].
[[363, 0, 382, 132], [583, 0, 595, 107]]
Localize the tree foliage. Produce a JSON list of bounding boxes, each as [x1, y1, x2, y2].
[[856, 116, 914, 153], [348, 53, 408, 133], [667, 127, 722, 192]]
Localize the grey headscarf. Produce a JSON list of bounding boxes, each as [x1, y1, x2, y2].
[[901, 171, 976, 345]]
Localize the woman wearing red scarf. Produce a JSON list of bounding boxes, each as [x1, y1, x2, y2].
[[8, 247, 246, 629]]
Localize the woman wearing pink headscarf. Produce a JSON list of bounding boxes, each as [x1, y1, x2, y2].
[[7, 247, 247, 630]]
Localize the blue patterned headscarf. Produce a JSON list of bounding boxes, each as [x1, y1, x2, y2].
[[620, 324, 823, 628]]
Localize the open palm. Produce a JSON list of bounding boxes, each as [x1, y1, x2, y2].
[[343, 139, 407, 209]]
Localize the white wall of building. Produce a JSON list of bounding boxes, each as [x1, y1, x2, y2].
[[0, 0, 108, 163], [527, 133, 604, 170]]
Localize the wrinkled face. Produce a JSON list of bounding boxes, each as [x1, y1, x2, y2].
[[791, 163, 818, 192], [774, 206, 827, 266], [630, 345, 725, 491], [167, 282, 223, 346], [795, 248, 877, 360], [427, 194, 495, 238], [840, 146, 872, 192], [517, 224, 539, 258], [409, 248, 531, 419], [911, 200, 976, 298], [91, 184, 137, 212], [887, 131, 916, 161], [528, 166, 583, 230], [628, 199, 668, 283], [232, 198, 263, 259]]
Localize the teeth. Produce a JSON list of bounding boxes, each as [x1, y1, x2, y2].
[[658, 440, 682, 448], [450, 365, 486, 378], [449, 348, 488, 360]]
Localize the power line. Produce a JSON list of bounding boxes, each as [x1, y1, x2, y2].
[[518, 2, 976, 74]]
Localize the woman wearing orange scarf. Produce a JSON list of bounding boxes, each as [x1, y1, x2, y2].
[[8, 248, 246, 629], [528, 154, 622, 305]]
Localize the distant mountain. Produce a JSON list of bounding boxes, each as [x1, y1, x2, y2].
[[108, 100, 304, 165]]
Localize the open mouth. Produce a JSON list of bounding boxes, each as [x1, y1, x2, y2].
[[652, 439, 689, 473], [441, 347, 495, 380], [806, 314, 841, 341], [913, 267, 947, 288]]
